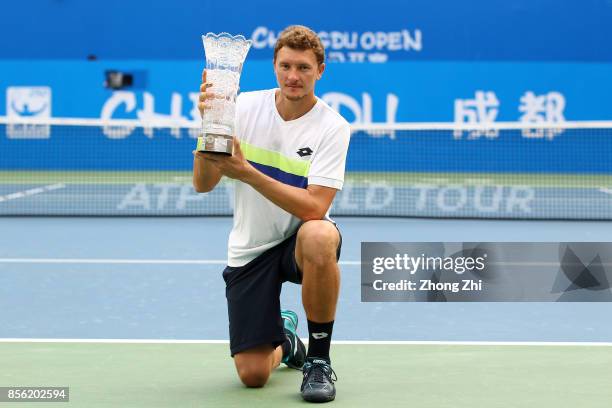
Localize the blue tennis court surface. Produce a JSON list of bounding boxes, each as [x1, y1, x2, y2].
[[2, 217, 611, 342]]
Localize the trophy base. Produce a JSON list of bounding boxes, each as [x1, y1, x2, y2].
[[196, 134, 233, 155]]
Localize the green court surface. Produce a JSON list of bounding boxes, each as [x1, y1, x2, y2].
[[2, 170, 611, 187], [1, 342, 610, 407]]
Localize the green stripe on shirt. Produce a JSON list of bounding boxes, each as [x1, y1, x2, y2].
[[240, 140, 310, 177]]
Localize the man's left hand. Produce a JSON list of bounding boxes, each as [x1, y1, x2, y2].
[[202, 137, 253, 181]]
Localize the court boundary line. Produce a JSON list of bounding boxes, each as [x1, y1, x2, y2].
[[2, 116, 612, 130], [0, 339, 610, 346], [0, 183, 65, 203], [6, 258, 612, 268], [0, 258, 361, 266]]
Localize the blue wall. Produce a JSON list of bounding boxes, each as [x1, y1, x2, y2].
[[2, 0, 611, 122], [2, 0, 611, 61], [1, 60, 611, 121], [1, 0, 611, 176]]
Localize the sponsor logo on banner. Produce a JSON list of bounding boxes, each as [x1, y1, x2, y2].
[[321, 92, 399, 139], [335, 183, 535, 215], [5, 86, 52, 139], [100, 91, 201, 139], [453, 90, 567, 140], [251, 26, 422, 64], [99, 90, 400, 139], [519, 91, 565, 140], [454, 91, 500, 140]]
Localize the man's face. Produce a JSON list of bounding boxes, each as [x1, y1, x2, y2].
[[274, 47, 325, 101]]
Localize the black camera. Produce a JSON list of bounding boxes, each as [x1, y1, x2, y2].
[[104, 70, 134, 90]]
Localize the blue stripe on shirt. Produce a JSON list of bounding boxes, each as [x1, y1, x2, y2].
[[249, 160, 308, 189]]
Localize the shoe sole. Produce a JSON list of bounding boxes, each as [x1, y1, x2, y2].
[[302, 390, 336, 403], [285, 361, 303, 370]]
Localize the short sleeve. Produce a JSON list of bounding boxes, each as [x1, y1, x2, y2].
[[307, 123, 351, 190]]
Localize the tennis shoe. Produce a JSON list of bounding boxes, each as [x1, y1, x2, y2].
[[301, 358, 337, 403], [281, 310, 306, 369]]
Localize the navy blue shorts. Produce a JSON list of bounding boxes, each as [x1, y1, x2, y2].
[[222, 223, 342, 356]]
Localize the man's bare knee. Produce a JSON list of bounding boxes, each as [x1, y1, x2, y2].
[[237, 364, 270, 388], [296, 221, 339, 267], [234, 346, 274, 388]]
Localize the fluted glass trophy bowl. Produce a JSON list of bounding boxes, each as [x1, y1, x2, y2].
[[197, 32, 252, 155]]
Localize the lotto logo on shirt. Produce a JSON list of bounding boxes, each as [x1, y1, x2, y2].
[[296, 147, 313, 158]]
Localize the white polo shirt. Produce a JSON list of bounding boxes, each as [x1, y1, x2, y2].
[[227, 88, 351, 267]]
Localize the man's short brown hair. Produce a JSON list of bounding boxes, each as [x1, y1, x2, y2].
[[273, 25, 325, 65]]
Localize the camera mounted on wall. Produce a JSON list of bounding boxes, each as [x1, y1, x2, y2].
[[104, 70, 134, 90]]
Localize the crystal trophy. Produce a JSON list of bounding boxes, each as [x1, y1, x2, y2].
[[196, 32, 252, 155]]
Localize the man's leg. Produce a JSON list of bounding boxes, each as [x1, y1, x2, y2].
[[232, 310, 306, 387], [233, 345, 283, 388], [295, 220, 341, 402], [296, 220, 340, 322], [223, 241, 296, 388], [296, 220, 340, 347]]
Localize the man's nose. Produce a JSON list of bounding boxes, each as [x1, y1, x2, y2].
[[287, 68, 300, 81]]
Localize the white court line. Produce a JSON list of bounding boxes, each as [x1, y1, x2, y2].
[[0, 183, 65, 202], [4, 259, 612, 267], [0, 338, 610, 346], [599, 187, 612, 195], [3, 116, 612, 130], [0, 258, 361, 266]]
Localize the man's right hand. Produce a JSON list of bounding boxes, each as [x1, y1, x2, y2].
[[198, 69, 214, 118]]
